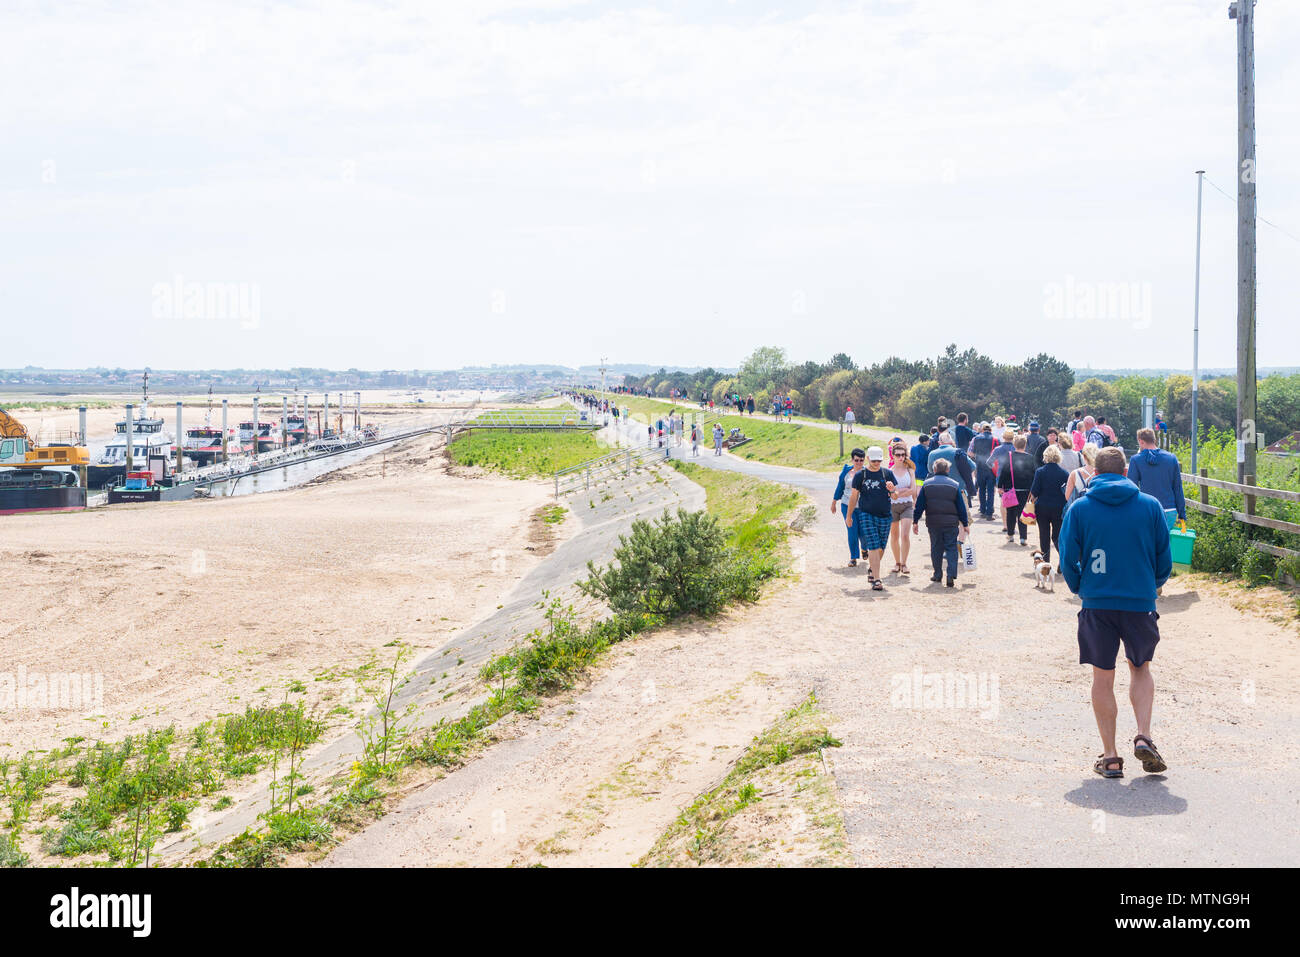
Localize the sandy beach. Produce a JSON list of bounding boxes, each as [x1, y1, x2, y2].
[[0, 437, 563, 755]]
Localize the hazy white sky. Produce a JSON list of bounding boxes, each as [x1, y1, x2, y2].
[[3, 0, 1298, 372]]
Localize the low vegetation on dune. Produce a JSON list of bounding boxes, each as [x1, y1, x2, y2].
[[447, 429, 605, 478], [638, 691, 849, 868], [0, 701, 326, 868]]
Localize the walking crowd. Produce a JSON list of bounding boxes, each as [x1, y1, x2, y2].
[[832, 408, 1187, 780], [566, 388, 1188, 781]]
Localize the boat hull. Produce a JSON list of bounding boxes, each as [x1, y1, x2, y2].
[[107, 481, 198, 504], [0, 486, 87, 515]]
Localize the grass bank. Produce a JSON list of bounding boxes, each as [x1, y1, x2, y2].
[[638, 691, 849, 867], [447, 429, 605, 478], [668, 460, 814, 556]]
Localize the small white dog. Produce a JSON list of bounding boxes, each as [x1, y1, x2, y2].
[[1032, 549, 1055, 592]]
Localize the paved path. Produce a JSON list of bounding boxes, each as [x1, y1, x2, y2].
[[650, 424, 1300, 865], [606, 393, 901, 445]]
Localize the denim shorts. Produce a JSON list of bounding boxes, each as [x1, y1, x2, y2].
[[1077, 609, 1161, 669]]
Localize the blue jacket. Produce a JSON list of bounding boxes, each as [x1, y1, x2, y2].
[[910, 443, 931, 481], [912, 474, 970, 529], [926, 446, 956, 474], [1126, 447, 1186, 520], [1029, 462, 1070, 513], [1058, 473, 1172, 611]]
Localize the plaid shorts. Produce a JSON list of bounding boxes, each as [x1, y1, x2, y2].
[[855, 511, 893, 551]]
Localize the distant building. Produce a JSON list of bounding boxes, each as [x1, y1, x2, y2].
[[1264, 432, 1300, 455]]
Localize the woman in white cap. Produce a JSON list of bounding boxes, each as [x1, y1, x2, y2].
[[845, 446, 897, 591]]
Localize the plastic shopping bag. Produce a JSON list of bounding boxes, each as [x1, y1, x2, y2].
[[961, 541, 977, 572]]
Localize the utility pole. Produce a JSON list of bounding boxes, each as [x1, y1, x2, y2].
[[1230, 0, 1257, 484], [1192, 170, 1205, 473]]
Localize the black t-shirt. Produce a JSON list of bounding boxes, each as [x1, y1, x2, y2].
[[851, 467, 898, 517]]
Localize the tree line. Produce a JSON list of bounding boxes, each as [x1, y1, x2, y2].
[[618, 345, 1300, 451]]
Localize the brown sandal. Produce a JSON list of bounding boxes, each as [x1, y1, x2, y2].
[[1094, 755, 1124, 778], [1133, 735, 1167, 773]]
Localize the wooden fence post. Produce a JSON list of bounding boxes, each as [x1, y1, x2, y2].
[[1199, 468, 1209, 509]]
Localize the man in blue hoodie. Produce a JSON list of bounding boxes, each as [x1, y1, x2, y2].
[[1127, 428, 1186, 522], [910, 434, 930, 482], [1059, 446, 1172, 780]]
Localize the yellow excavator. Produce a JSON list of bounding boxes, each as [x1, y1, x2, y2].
[[0, 407, 90, 515]]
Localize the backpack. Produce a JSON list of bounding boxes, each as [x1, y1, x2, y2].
[[1086, 428, 1108, 448], [1067, 467, 1093, 505]]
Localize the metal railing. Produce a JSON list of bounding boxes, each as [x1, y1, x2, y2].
[[465, 408, 598, 429], [553, 445, 669, 497]]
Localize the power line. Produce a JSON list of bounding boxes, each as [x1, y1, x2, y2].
[[1204, 174, 1300, 245]]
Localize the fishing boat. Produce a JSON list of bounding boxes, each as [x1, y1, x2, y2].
[[182, 386, 239, 464], [286, 413, 308, 445], [238, 420, 281, 453], [182, 425, 237, 465], [87, 373, 189, 488]]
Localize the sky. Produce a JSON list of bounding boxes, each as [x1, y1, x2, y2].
[[2, 0, 1298, 374]]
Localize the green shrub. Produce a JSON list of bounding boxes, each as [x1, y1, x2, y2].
[[1276, 554, 1300, 584], [1189, 511, 1249, 574], [165, 799, 196, 832], [0, 832, 28, 868], [1240, 546, 1276, 586], [580, 508, 746, 619]]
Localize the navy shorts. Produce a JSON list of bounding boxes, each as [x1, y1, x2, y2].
[[1077, 609, 1160, 669]]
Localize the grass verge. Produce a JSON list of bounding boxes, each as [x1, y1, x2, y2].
[[637, 691, 849, 867], [669, 460, 815, 556], [447, 429, 606, 477]]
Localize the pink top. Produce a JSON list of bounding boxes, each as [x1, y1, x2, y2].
[[1072, 430, 1085, 451]]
